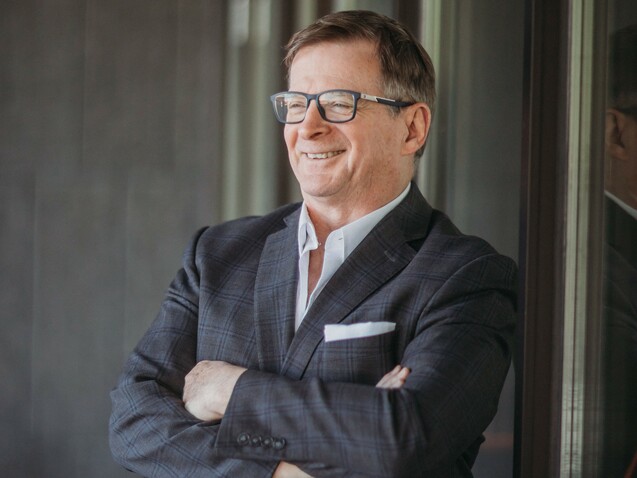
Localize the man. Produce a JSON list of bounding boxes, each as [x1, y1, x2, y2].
[[110, 10, 517, 477], [601, 23, 637, 477]]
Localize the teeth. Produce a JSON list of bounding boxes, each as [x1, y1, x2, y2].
[[306, 151, 343, 159]]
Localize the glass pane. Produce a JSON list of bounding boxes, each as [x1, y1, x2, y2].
[[601, 0, 637, 475]]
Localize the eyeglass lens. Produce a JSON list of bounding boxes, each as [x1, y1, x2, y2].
[[274, 91, 356, 123]]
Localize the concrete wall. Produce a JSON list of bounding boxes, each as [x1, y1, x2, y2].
[[1, 2, 225, 476]]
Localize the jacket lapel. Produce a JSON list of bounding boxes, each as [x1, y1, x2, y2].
[[253, 210, 300, 374], [280, 185, 432, 380]]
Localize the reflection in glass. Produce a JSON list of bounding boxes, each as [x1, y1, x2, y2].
[[602, 18, 637, 477]]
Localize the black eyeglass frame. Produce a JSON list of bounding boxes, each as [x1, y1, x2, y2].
[[269, 89, 415, 124]]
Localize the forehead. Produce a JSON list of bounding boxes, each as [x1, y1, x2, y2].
[[288, 40, 383, 93]]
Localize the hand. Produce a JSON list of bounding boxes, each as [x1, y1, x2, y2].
[[273, 461, 313, 478], [376, 365, 410, 389], [183, 360, 247, 421]]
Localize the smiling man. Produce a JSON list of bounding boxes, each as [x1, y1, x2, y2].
[[283, 40, 423, 224], [110, 10, 517, 478]]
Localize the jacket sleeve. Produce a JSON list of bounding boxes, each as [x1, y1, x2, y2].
[[108, 228, 278, 478], [211, 252, 517, 477]]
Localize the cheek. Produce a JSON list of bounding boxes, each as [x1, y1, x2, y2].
[[629, 157, 637, 182], [362, 125, 402, 159], [628, 141, 637, 165], [625, 120, 637, 162], [283, 126, 296, 150], [283, 127, 302, 175]]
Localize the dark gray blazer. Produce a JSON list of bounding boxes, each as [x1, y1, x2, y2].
[[601, 198, 637, 476], [109, 184, 518, 477]]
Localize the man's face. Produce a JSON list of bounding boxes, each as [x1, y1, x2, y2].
[[623, 114, 637, 207], [284, 40, 415, 213], [606, 109, 637, 208]]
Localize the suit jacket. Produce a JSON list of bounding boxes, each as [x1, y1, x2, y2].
[[601, 197, 637, 476], [109, 184, 518, 477]]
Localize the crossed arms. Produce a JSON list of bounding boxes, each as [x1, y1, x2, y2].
[[183, 361, 410, 477], [109, 221, 517, 477]]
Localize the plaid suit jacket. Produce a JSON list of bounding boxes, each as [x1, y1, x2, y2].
[[110, 184, 518, 477], [601, 198, 637, 475]]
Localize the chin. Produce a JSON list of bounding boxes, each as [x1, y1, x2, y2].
[[300, 187, 332, 200], [299, 182, 342, 201], [296, 173, 335, 194]]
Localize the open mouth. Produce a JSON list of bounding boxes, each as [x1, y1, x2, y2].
[[304, 150, 345, 159]]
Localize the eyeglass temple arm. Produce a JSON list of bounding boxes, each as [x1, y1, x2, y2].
[[359, 93, 414, 107]]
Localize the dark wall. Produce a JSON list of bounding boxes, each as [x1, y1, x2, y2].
[[1, 1, 226, 476]]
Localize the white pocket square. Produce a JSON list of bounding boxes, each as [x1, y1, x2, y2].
[[324, 321, 396, 343]]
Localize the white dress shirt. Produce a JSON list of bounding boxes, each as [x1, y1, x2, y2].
[[295, 184, 411, 330], [606, 191, 637, 221]]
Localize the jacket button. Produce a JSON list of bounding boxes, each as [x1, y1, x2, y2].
[[250, 435, 262, 447], [273, 438, 286, 450], [237, 432, 250, 446], [262, 436, 273, 448]]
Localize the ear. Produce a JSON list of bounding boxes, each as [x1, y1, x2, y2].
[[401, 103, 431, 156], [606, 108, 629, 161]]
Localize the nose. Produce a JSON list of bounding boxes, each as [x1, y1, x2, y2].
[[298, 99, 330, 138]]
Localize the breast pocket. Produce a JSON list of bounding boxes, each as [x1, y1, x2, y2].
[[317, 330, 397, 385]]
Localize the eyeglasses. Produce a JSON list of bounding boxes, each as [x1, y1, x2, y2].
[[270, 89, 414, 124]]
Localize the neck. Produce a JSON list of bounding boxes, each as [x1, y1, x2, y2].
[[304, 182, 411, 240], [305, 204, 364, 239]]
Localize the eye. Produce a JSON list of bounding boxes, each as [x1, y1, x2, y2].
[[286, 99, 306, 111], [321, 92, 355, 113]]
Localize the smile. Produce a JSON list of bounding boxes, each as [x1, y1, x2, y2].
[[305, 150, 345, 159]]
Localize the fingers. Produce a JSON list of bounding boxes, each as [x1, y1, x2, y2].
[[273, 462, 314, 478], [376, 365, 410, 389], [182, 361, 247, 422], [375, 365, 400, 388]]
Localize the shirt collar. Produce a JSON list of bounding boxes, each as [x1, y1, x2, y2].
[[298, 204, 319, 256], [606, 191, 637, 221], [297, 183, 411, 256]]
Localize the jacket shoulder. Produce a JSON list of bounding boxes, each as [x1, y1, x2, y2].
[[420, 209, 518, 280], [184, 202, 300, 263]]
